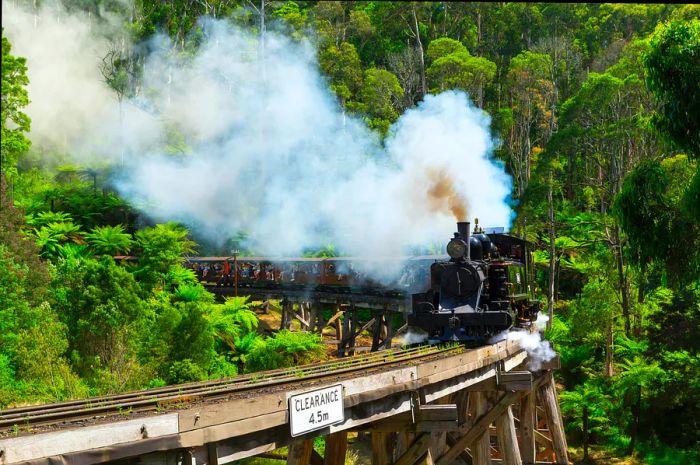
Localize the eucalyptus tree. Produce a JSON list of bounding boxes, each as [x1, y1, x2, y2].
[[1, 33, 31, 190], [425, 37, 496, 108], [357, 68, 403, 135], [318, 41, 363, 109], [643, 20, 700, 158], [505, 51, 555, 200]]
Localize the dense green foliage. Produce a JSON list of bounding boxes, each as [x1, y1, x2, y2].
[[643, 20, 700, 157], [1, 31, 31, 181], [2, 3, 699, 462]]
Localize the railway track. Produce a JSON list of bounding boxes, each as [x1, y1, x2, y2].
[[0, 344, 462, 436]]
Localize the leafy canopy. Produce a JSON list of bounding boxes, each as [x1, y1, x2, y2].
[[643, 20, 700, 157], [1, 31, 31, 178]]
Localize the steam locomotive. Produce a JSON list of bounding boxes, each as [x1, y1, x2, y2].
[[118, 220, 540, 343], [408, 221, 541, 342]]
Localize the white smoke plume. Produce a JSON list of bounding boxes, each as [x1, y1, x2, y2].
[[490, 313, 556, 371], [2, 1, 162, 164], [3, 4, 513, 268]]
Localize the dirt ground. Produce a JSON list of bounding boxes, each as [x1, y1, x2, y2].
[[569, 446, 646, 465]]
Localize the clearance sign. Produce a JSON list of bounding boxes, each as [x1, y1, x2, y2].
[[288, 384, 344, 436]]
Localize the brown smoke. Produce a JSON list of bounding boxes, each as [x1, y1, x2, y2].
[[427, 168, 468, 221]]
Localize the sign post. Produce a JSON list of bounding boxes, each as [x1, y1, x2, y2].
[[288, 384, 344, 436]]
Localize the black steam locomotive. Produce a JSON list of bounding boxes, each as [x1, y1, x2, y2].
[[408, 221, 541, 343]]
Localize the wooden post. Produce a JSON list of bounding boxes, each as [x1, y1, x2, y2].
[[281, 299, 288, 330], [324, 432, 348, 465], [348, 304, 357, 356], [385, 310, 394, 349], [518, 393, 536, 464], [371, 432, 395, 465], [437, 391, 521, 465], [312, 301, 323, 335], [454, 390, 470, 426], [330, 304, 343, 354], [380, 307, 389, 340], [207, 443, 219, 465], [371, 310, 383, 352], [181, 448, 194, 465], [471, 392, 491, 465], [396, 432, 415, 459], [539, 376, 568, 465], [340, 309, 350, 357], [427, 396, 451, 461], [297, 303, 306, 331], [281, 299, 292, 330], [495, 406, 522, 465], [287, 438, 314, 465]]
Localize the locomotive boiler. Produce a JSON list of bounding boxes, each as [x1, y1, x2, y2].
[[408, 221, 541, 342]]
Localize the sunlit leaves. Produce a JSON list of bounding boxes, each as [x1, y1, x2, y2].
[[33, 221, 84, 259], [244, 330, 324, 372], [206, 297, 258, 352], [133, 222, 196, 290], [1, 33, 31, 177], [425, 38, 496, 104], [85, 225, 133, 256], [560, 381, 613, 437], [356, 67, 403, 135]]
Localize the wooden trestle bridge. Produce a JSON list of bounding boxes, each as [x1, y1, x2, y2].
[[0, 340, 569, 465], [205, 285, 406, 356]]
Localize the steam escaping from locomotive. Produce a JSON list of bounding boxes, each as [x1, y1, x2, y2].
[[3, 4, 512, 266], [395, 328, 429, 346], [485, 313, 554, 370]]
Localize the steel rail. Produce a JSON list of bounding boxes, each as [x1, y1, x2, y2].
[[0, 345, 431, 418], [0, 344, 460, 431]]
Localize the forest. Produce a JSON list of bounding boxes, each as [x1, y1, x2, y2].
[[1, 2, 699, 464]]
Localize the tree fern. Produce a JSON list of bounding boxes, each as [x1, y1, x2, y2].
[[85, 225, 133, 256]]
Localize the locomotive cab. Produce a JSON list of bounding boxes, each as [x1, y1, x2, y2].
[[487, 233, 541, 326]]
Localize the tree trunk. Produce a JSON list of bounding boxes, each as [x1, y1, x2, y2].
[[614, 226, 631, 337], [547, 171, 556, 329], [441, 2, 447, 36], [635, 272, 645, 337], [583, 404, 589, 461], [412, 5, 427, 98], [605, 321, 614, 377], [628, 385, 641, 455]]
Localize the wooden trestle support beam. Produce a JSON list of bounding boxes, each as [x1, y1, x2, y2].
[[1, 341, 568, 465], [281, 370, 569, 465], [279, 299, 400, 357]]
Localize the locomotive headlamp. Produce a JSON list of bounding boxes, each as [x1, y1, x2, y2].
[[447, 238, 467, 259]]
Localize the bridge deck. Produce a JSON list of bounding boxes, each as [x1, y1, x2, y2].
[[0, 340, 534, 465], [203, 284, 409, 309]]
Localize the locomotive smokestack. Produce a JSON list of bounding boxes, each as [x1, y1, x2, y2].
[[457, 221, 471, 260]]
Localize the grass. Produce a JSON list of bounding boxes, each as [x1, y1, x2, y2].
[[568, 443, 700, 465]]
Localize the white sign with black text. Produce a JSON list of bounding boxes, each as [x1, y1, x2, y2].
[[288, 384, 344, 436]]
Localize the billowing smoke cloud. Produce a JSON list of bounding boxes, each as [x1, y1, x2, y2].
[[2, 1, 162, 164], [3, 3, 513, 262]]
